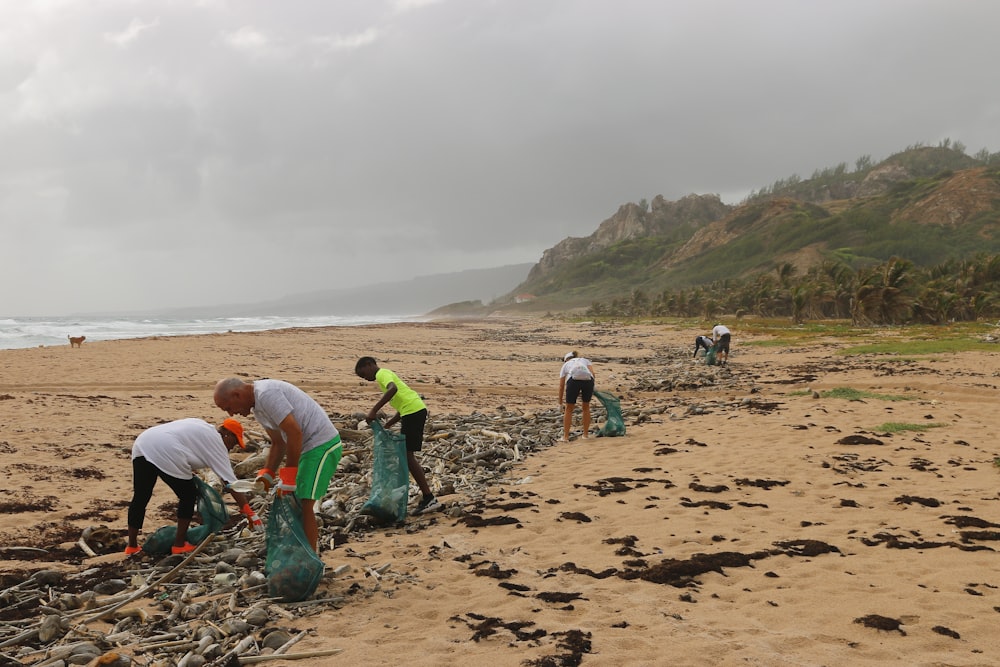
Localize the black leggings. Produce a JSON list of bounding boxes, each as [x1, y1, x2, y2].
[[128, 456, 198, 530]]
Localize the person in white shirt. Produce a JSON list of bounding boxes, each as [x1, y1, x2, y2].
[[693, 335, 714, 358], [126, 417, 259, 556], [712, 324, 732, 366], [213, 377, 342, 553], [558, 351, 596, 442]]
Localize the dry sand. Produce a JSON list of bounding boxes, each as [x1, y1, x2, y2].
[[2, 317, 1000, 666]]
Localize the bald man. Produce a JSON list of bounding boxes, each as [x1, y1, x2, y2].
[[213, 377, 342, 552]]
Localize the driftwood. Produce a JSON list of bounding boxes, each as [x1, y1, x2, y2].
[[238, 648, 344, 663], [77, 534, 217, 625]]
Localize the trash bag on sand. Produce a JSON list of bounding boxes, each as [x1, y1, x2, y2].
[[265, 494, 324, 602], [595, 390, 626, 437], [359, 421, 410, 525], [705, 346, 719, 366], [142, 477, 229, 555]]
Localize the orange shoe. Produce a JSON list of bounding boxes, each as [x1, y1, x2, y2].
[[171, 543, 196, 555], [124, 545, 142, 556]]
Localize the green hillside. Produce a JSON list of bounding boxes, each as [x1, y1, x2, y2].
[[503, 142, 1000, 324]]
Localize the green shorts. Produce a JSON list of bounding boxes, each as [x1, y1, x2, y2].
[[296, 436, 342, 500]]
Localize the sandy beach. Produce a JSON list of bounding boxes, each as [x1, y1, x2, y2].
[[2, 317, 1000, 666]]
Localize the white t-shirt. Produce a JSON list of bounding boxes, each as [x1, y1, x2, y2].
[[131, 418, 237, 483], [252, 379, 339, 454], [560, 357, 594, 381], [712, 324, 731, 340]]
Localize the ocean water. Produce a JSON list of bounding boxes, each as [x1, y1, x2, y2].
[[0, 314, 416, 350]]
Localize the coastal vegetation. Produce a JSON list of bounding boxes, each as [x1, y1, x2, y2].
[[504, 141, 1000, 326], [872, 422, 947, 434], [584, 252, 1000, 324]]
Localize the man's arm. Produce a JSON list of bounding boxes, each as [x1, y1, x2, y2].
[[276, 414, 304, 467], [263, 426, 288, 470]]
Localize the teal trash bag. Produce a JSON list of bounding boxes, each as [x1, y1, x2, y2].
[[359, 421, 410, 525], [595, 390, 626, 437], [705, 346, 718, 366], [142, 477, 229, 555], [265, 494, 325, 602]]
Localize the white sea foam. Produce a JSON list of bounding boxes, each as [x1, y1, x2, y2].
[[0, 314, 416, 350]]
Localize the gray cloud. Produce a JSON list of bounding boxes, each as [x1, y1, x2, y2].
[[2, 0, 998, 315]]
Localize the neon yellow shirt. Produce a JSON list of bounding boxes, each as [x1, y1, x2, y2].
[[375, 368, 426, 416]]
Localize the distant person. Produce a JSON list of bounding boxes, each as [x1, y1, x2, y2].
[[126, 418, 261, 556], [558, 351, 595, 442], [693, 335, 714, 358], [712, 323, 732, 366], [355, 356, 441, 515], [213, 377, 342, 553]]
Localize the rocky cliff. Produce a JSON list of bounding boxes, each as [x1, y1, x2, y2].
[[527, 193, 730, 281]]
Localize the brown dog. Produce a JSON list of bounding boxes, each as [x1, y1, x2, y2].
[[68, 335, 86, 348]]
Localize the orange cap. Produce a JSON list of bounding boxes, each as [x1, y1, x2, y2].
[[221, 418, 245, 449]]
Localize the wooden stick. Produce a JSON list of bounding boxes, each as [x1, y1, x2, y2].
[[273, 630, 307, 655], [209, 633, 257, 667], [238, 648, 344, 663], [76, 536, 97, 558]]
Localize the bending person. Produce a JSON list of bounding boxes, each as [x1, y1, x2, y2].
[[712, 323, 732, 366], [214, 377, 342, 553], [126, 418, 260, 556], [694, 335, 714, 358], [558, 351, 596, 442], [355, 356, 441, 515]]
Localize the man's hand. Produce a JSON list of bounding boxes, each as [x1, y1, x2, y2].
[[276, 467, 297, 497], [255, 468, 276, 493], [241, 503, 263, 531]]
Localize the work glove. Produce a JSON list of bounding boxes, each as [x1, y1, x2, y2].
[[255, 468, 276, 493], [276, 466, 297, 497], [241, 503, 263, 532]]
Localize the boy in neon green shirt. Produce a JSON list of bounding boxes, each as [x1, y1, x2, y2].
[[355, 356, 441, 515]]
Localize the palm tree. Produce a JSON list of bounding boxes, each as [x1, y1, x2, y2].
[[853, 257, 914, 324]]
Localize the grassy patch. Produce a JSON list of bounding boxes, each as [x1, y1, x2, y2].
[[841, 339, 999, 355], [821, 387, 914, 402], [873, 422, 946, 433]]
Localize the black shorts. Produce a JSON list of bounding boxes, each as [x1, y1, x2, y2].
[[717, 333, 731, 354], [400, 408, 428, 452], [565, 378, 594, 405]]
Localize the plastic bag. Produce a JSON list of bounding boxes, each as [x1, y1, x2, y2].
[[359, 421, 410, 525], [705, 346, 718, 366], [265, 494, 325, 602], [142, 477, 229, 554], [595, 390, 626, 437]]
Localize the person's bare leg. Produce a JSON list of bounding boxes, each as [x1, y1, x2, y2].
[[562, 404, 574, 440], [582, 402, 591, 438], [406, 451, 432, 497], [173, 517, 192, 548], [128, 526, 140, 549], [301, 499, 319, 553]]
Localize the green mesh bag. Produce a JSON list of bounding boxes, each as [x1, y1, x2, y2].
[[142, 477, 229, 554], [359, 421, 410, 525], [595, 390, 626, 437], [265, 494, 325, 602], [705, 346, 719, 366]]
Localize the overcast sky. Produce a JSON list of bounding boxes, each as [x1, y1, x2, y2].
[[2, 0, 997, 316]]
